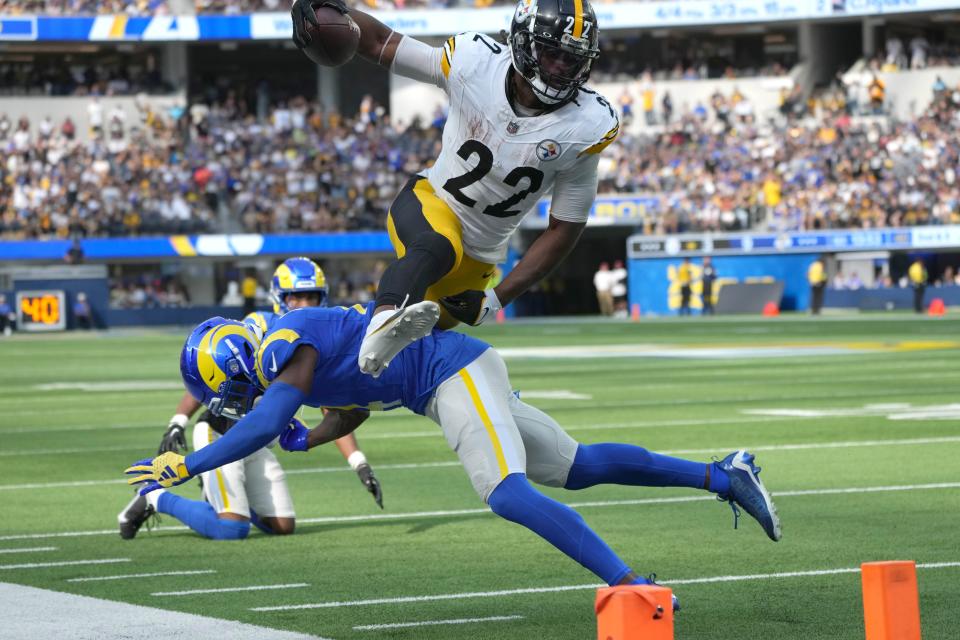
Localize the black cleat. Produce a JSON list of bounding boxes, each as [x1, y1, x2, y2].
[[118, 492, 156, 540], [356, 463, 383, 509]]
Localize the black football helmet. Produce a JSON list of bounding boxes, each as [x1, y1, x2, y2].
[[509, 0, 600, 105]]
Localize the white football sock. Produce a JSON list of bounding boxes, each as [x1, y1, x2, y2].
[[347, 450, 368, 471], [145, 488, 166, 509]]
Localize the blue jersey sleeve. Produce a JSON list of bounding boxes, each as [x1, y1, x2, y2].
[[184, 382, 306, 476]]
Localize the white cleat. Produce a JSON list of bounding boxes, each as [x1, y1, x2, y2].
[[358, 301, 441, 378]]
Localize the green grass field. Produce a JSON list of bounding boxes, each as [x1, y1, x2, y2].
[[1, 314, 959, 639]]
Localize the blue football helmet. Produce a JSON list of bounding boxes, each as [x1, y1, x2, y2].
[[180, 317, 262, 420], [243, 311, 276, 341], [270, 257, 328, 314]]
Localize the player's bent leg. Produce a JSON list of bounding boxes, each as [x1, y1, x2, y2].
[[487, 473, 636, 586], [151, 491, 251, 540], [425, 349, 527, 500], [243, 447, 296, 535], [171, 421, 254, 540], [507, 393, 579, 488]]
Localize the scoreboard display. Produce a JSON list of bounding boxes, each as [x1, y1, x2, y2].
[[16, 290, 67, 332]]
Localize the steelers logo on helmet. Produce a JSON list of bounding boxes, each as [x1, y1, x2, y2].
[[270, 256, 329, 314], [509, 0, 600, 106], [180, 318, 263, 420]]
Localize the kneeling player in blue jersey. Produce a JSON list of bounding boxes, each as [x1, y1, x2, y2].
[[118, 257, 380, 541], [126, 304, 780, 605]]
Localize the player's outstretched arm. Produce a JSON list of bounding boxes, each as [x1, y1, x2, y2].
[[126, 346, 316, 492], [291, 0, 403, 68]]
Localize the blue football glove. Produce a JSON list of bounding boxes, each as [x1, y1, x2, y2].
[[279, 418, 310, 452], [125, 451, 191, 495]]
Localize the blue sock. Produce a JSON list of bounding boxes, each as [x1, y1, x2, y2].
[[156, 492, 250, 540], [488, 473, 633, 586], [249, 510, 274, 535], [565, 443, 729, 495]]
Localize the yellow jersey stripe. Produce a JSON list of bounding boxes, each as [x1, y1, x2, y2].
[[572, 0, 584, 39], [460, 368, 508, 479], [208, 426, 231, 510], [578, 124, 621, 157], [440, 50, 451, 79], [447, 36, 456, 54]]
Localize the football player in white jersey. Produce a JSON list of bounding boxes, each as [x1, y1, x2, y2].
[[292, 0, 619, 377]]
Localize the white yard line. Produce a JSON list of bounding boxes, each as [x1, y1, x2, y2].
[[253, 562, 960, 612], [353, 615, 525, 631], [67, 569, 216, 583], [0, 558, 130, 570], [151, 583, 310, 597], [2, 481, 958, 543], [0, 547, 56, 555], [4, 428, 958, 491], [0, 582, 331, 640]]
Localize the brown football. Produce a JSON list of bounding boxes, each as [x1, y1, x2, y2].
[[301, 7, 360, 67]]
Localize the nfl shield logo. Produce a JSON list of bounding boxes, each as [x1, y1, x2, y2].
[[507, 121, 520, 135], [536, 139, 561, 161]]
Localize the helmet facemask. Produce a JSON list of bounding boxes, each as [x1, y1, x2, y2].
[[509, 0, 600, 106]]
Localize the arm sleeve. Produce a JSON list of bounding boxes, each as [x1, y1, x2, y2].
[[184, 382, 306, 476], [548, 154, 599, 224], [390, 35, 448, 90]]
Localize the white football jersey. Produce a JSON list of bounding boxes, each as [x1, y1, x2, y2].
[[408, 32, 619, 263]]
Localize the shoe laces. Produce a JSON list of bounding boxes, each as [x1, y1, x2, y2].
[[143, 509, 161, 534], [711, 453, 757, 531]]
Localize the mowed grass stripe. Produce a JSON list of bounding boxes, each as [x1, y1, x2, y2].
[[253, 561, 960, 611], [2, 481, 957, 541], [4, 432, 960, 489]]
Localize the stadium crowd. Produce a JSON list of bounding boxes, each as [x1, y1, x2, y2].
[[4, 73, 960, 240], [601, 77, 960, 233]]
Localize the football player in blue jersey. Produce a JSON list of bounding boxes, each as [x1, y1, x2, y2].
[[118, 257, 380, 541], [127, 305, 781, 604]]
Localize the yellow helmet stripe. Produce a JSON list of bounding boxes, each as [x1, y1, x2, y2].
[[274, 263, 295, 290], [254, 329, 301, 387], [197, 324, 257, 393], [572, 0, 584, 39]]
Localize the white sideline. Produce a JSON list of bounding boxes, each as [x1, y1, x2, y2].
[[5, 428, 960, 491], [0, 582, 331, 640], [2, 481, 957, 543], [67, 569, 216, 583], [0, 546, 56, 554], [152, 583, 310, 597], [353, 615, 525, 631], [252, 561, 960, 612], [0, 558, 131, 570]]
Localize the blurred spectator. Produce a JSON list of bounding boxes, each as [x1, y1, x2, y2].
[[701, 256, 716, 315], [808, 256, 827, 315], [610, 259, 628, 317], [593, 262, 614, 316], [241, 271, 258, 315], [64, 238, 84, 264], [678, 257, 692, 316], [73, 292, 92, 329], [0, 294, 13, 336], [909, 258, 927, 313], [108, 275, 191, 309]]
